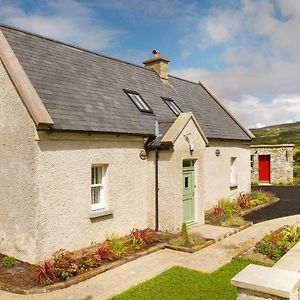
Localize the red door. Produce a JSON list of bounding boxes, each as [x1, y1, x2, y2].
[[258, 155, 271, 182]]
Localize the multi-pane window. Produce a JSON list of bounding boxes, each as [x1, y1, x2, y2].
[[230, 157, 237, 187], [124, 90, 153, 113], [162, 97, 182, 116], [91, 166, 106, 210]]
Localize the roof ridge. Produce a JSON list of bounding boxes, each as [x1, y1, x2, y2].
[[0, 23, 155, 73], [0, 23, 205, 88], [168, 74, 199, 85], [0, 23, 204, 87]]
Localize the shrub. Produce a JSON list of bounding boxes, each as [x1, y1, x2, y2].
[[238, 193, 251, 209], [106, 233, 127, 257], [130, 228, 156, 246], [180, 223, 190, 243], [219, 199, 241, 220], [168, 223, 204, 247], [249, 198, 266, 206], [34, 261, 56, 284], [255, 226, 300, 261], [294, 165, 300, 178], [281, 225, 300, 243], [94, 241, 115, 262], [294, 151, 300, 163], [2, 256, 19, 268], [221, 216, 245, 227], [52, 249, 79, 281], [248, 191, 275, 205], [255, 241, 273, 256], [131, 237, 143, 250], [251, 180, 259, 186], [213, 203, 224, 215], [208, 213, 225, 225]]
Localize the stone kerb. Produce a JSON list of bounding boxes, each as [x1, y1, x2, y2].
[[231, 264, 300, 300]]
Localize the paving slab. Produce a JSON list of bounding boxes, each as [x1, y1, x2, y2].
[[231, 264, 300, 299], [189, 224, 238, 241], [1, 214, 300, 300]]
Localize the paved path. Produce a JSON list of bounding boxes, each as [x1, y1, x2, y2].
[[1, 215, 300, 300], [245, 186, 300, 223]]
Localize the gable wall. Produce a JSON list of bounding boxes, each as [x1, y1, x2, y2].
[[0, 60, 39, 263]]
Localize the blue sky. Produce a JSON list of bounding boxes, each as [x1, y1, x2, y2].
[[1, 0, 300, 128]]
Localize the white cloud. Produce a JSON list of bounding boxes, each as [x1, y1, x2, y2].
[[226, 95, 300, 128], [0, 0, 123, 50], [173, 0, 300, 127], [198, 10, 242, 47]]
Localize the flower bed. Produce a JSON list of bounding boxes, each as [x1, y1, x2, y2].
[[35, 228, 164, 285], [240, 225, 300, 264], [0, 226, 210, 294], [205, 190, 278, 227]]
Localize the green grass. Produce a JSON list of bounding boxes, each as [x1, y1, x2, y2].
[[111, 259, 267, 300], [250, 121, 300, 148]]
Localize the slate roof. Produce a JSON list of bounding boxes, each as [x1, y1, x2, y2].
[[0, 24, 252, 141]]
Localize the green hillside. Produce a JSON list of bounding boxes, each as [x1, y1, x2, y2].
[[250, 121, 300, 150]]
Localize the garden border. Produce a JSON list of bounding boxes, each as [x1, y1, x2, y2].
[[205, 197, 280, 224], [238, 197, 279, 217], [0, 243, 166, 295], [0, 239, 217, 295]]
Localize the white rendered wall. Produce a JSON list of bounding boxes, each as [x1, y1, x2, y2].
[[0, 61, 40, 263]]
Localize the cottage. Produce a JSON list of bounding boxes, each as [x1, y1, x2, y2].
[[250, 144, 294, 184], [0, 24, 254, 263]]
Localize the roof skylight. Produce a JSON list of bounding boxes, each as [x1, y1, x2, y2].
[[162, 97, 182, 116], [124, 90, 153, 113]]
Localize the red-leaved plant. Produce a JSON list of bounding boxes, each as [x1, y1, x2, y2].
[[238, 193, 251, 209], [34, 261, 56, 284], [130, 228, 156, 246], [94, 241, 115, 263], [212, 203, 224, 215]]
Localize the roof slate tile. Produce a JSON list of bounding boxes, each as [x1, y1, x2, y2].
[[1, 25, 251, 140]]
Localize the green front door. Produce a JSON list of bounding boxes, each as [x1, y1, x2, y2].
[[183, 166, 195, 224]]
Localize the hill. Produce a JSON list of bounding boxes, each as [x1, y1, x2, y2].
[[250, 121, 300, 149]]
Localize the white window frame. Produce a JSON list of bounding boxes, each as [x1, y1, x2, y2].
[[230, 157, 238, 187], [91, 165, 107, 211]]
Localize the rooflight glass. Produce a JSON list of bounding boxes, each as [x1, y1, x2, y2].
[[125, 91, 152, 113], [163, 98, 182, 116]]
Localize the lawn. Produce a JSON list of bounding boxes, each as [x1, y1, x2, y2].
[[111, 258, 267, 300]]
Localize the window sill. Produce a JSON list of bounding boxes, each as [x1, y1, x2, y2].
[[230, 184, 238, 189], [89, 209, 113, 219]]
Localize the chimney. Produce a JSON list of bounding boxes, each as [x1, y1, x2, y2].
[[143, 50, 170, 83]]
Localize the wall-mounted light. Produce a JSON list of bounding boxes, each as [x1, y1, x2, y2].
[[215, 149, 220, 156], [184, 131, 191, 143], [139, 149, 148, 160]]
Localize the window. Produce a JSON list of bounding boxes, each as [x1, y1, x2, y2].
[[183, 160, 195, 167], [230, 157, 237, 187], [162, 97, 182, 116], [124, 90, 152, 113], [250, 155, 254, 169], [91, 165, 107, 210]]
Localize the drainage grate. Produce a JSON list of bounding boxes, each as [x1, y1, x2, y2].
[[7, 266, 24, 274]]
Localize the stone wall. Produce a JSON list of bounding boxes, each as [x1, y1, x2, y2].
[[251, 145, 294, 184]]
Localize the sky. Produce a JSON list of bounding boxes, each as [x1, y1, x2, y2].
[[0, 0, 300, 128]]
